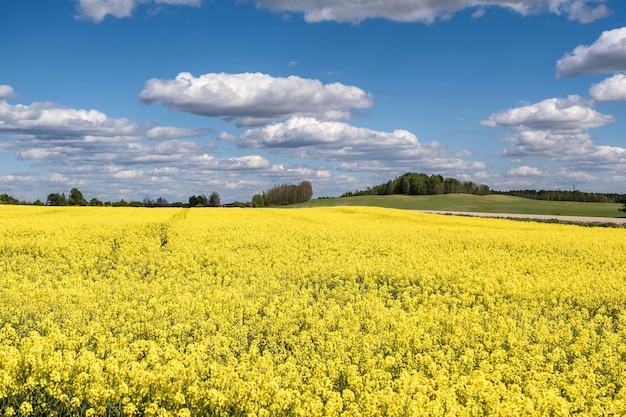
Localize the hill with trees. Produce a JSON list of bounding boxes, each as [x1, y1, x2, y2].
[[342, 172, 490, 197], [340, 172, 626, 204]]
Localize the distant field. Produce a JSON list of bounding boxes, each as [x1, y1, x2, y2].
[[291, 194, 625, 218]]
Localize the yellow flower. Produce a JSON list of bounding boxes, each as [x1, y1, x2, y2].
[[19, 402, 33, 416]]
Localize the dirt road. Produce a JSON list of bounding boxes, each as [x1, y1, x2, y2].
[[418, 210, 626, 225]]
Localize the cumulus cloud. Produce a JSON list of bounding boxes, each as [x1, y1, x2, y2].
[[0, 100, 138, 137], [229, 116, 485, 171], [501, 130, 626, 168], [506, 165, 544, 176], [556, 26, 626, 77], [484, 93, 626, 177], [112, 169, 144, 179], [589, 73, 626, 102], [255, 0, 611, 23], [145, 126, 212, 140], [139, 72, 374, 126], [0, 85, 19, 100], [75, 0, 201, 22], [0, 95, 281, 201], [191, 154, 272, 170], [481, 95, 613, 131]]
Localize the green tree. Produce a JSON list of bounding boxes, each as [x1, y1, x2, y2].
[[46, 193, 67, 206], [251, 193, 265, 208], [208, 191, 221, 207], [264, 181, 313, 206], [69, 188, 87, 206], [89, 197, 104, 206], [0, 193, 19, 205]]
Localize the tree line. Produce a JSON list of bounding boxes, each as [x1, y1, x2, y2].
[[0, 188, 225, 208], [493, 189, 626, 204], [251, 181, 313, 207], [342, 172, 490, 197], [0, 181, 314, 208]]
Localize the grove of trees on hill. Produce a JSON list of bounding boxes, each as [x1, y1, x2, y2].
[[342, 172, 626, 204], [252, 181, 313, 207], [342, 172, 490, 197]]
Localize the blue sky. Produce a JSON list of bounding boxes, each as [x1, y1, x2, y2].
[[1, 0, 625, 203]]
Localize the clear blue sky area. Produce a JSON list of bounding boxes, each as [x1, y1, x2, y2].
[[1, 0, 625, 202]]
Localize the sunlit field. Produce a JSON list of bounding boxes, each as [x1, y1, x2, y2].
[[2, 206, 626, 417]]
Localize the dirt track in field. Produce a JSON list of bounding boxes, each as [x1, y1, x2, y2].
[[418, 210, 626, 225]]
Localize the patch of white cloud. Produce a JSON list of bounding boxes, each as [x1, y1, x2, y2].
[[0, 95, 291, 201], [112, 169, 144, 179], [17, 148, 52, 160], [49, 173, 72, 183], [145, 126, 212, 140], [230, 116, 485, 171], [484, 93, 626, 182], [255, 0, 611, 23], [0, 101, 138, 137], [501, 130, 626, 168], [192, 154, 272, 170], [0, 85, 19, 100], [471, 8, 486, 19], [556, 26, 626, 77], [139, 72, 374, 126], [481, 95, 613, 131], [589, 73, 626, 102], [149, 167, 179, 175], [75, 0, 201, 22], [506, 165, 544, 176], [492, 166, 600, 191]]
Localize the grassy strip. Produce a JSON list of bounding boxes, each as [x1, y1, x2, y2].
[[290, 194, 625, 218]]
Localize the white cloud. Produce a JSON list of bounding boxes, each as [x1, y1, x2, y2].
[[230, 116, 485, 171], [145, 126, 212, 140], [17, 148, 52, 160], [484, 93, 626, 178], [501, 130, 626, 168], [506, 165, 544, 176], [49, 173, 72, 183], [267, 164, 332, 179], [255, 0, 611, 23], [492, 167, 601, 191], [112, 169, 144, 179], [0, 85, 19, 100], [556, 26, 626, 77], [149, 167, 180, 175], [471, 8, 486, 19], [589, 73, 626, 102], [75, 0, 201, 22], [224, 180, 267, 190], [236, 116, 419, 149], [0, 95, 287, 202], [192, 154, 272, 170], [0, 101, 138, 137], [139, 72, 374, 126], [481, 95, 613, 131]]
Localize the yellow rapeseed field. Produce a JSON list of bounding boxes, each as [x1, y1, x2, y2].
[[1, 205, 626, 416]]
